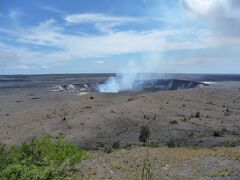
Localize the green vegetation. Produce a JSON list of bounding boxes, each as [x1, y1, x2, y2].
[[146, 141, 159, 148], [166, 137, 180, 148], [169, 120, 178, 125], [139, 125, 150, 145], [213, 131, 221, 137], [104, 145, 112, 153], [0, 135, 89, 180], [112, 141, 120, 149], [224, 139, 240, 147], [142, 150, 153, 180]]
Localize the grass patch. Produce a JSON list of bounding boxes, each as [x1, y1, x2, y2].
[[146, 141, 159, 148], [112, 141, 120, 149], [207, 168, 238, 177], [216, 148, 240, 161], [0, 135, 89, 180], [111, 162, 123, 170], [224, 139, 240, 147], [166, 137, 180, 148], [77, 146, 240, 179]]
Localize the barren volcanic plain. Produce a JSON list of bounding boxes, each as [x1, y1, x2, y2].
[[0, 74, 240, 179]]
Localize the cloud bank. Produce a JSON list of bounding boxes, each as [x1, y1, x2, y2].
[[182, 0, 240, 35], [0, 14, 209, 68]]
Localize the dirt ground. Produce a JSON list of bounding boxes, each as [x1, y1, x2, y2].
[[0, 81, 240, 179], [77, 146, 240, 179], [0, 81, 240, 149]]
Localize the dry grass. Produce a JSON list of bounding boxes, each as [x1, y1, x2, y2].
[[207, 168, 238, 177], [77, 146, 240, 179]]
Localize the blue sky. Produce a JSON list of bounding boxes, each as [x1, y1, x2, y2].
[[0, 0, 240, 74]]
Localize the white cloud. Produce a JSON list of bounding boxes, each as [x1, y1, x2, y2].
[[0, 25, 204, 69], [18, 27, 205, 58], [41, 65, 51, 69], [40, 5, 65, 14], [1, 12, 240, 70], [10, 65, 34, 70], [2, 18, 207, 58], [64, 13, 143, 33], [182, 0, 219, 16], [9, 9, 22, 20], [64, 13, 140, 24], [182, 0, 240, 35], [95, 60, 105, 64]]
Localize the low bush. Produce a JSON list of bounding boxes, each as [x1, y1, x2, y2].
[[147, 141, 159, 148], [224, 139, 240, 147], [169, 120, 178, 125], [195, 112, 200, 118], [166, 137, 180, 148], [0, 135, 89, 180], [112, 141, 120, 149], [123, 144, 132, 149], [139, 125, 150, 145], [104, 146, 112, 153], [213, 131, 221, 137]]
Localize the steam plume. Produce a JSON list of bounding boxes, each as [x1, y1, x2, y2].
[[97, 59, 159, 93]]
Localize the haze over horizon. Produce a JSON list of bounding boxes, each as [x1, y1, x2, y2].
[[1, 0, 240, 75]]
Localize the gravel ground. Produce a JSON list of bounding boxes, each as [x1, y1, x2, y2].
[[76, 147, 240, 180]]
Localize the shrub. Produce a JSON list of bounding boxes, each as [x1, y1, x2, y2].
[[213, 131, 221, 137], [166, 137, 179, 148], [147, 141, 159, 148], [89, 96, 94, 100], [195, 112, 200, 118], [123, 144, 132, 149], [139, 125, 150, 145], [0, 135, 89, 179], [169, 120, 178, 125], [224, 139, 240, 147], [112, 141, 120, 149], [142, 150, 153, 180], [104, 146, 112, 153], [182, 117, 188, 122]]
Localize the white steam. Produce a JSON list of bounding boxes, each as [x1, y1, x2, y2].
[[182, 0, 240, 35], [98, 59, 159, 93]]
